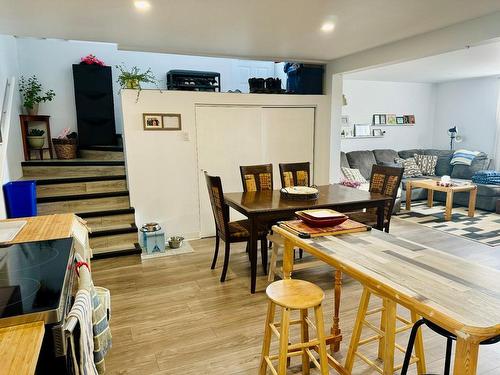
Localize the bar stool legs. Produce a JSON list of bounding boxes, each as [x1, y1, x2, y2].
[[346, 287, 427, 374], [260, 279, 329, 375]]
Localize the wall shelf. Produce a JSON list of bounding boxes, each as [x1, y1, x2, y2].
[[341, 135, 384, 139], [373, 124, 415, 127]]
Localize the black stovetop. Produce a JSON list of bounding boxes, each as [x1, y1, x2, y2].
[[0, 238, 73, 319]]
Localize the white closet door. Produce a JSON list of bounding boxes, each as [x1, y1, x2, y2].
[[262, 107, 315, 185], [196, 106, 263, 237]]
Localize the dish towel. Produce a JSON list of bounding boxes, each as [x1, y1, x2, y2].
[[91, 284, 112, 374], [68, 289, 98, 375]]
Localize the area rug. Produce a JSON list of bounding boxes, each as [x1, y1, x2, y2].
[[396, 201, 500, 247]]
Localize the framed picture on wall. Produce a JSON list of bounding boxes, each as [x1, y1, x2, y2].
[[354, 124, 371, 137], [341, 115, 350, 126], [379, 114, 387, 124], [387, 114, 396, 125], [373, 114, 380, 125], [162, 114, 182, 130], [396, 116, 404, 125], [143, 114, 163, 130]]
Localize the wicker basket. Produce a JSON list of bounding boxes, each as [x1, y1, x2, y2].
[[52, 138, 77, 159]]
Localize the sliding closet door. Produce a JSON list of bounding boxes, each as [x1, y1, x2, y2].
[[196, 106, 263, 237], [261, 107, 315, 186]]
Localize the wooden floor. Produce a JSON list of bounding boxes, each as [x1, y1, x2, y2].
[[92, 217, 500, 374]]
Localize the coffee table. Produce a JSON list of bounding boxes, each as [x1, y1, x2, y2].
[[405, 179, 477, 220]]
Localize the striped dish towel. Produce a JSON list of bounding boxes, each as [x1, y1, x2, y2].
[[68, 289, 98, 375], [91, 285, 112, 374], [450, 149, 480, 166]]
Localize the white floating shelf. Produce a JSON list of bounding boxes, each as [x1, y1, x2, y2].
[[341, 135, 384, 139]]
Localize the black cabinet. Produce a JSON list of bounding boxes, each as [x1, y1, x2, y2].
[[72, 64, 117, 146]]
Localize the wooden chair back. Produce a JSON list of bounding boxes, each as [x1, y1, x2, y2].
[[369, 164, 404, 221], [205, 173, 229, 238], [279, 162, 311, 188], [240, 164, 273, 192]]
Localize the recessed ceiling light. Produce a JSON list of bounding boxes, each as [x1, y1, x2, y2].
[[134, 1, 151, 11], [321, 22, 335, 33]]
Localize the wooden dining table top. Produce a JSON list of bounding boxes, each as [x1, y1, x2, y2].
[[273, 225, 500, 339], [224, 184, 390, 214]]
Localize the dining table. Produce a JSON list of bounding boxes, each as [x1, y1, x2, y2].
[[272, 224, 500, 375], [224, 184, 392, 293]]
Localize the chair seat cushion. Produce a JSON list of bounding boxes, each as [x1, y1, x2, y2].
[[228, 220, 268, 239]]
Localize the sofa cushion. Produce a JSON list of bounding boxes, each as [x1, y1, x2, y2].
[[340, 151, 350, 169], [395, 157, 422, 178], [341, 167, 367, 183], [398, 149, 424, 159], [373, 149, 399, 165], [346, 151, 377, 180], [451, 153, 489, 179], [422, 149, 454, 176], [414, 154, 438, 176]]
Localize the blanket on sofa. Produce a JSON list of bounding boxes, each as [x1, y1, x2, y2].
[[471, 170, 500, 185]]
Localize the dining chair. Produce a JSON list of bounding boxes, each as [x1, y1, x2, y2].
[[239, 164, 273, 192], [346, 164, 403, 233], [279, 162, 311, 187], [205, 172, 268, 282]]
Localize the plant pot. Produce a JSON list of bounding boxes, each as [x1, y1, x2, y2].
[[125, 79, 140, 89], [27, 136, 45, 149], [26, 103, 39, 116]]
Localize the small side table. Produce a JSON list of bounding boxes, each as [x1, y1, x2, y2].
[[19, 115, 53, 161]]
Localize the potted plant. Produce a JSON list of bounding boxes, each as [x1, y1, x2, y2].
[[19, 75, 56, 115], [52, 128, 78, 159], [80, 54, 106, 66], [27, 128, 45, 149], [115, 64, 159, 101]]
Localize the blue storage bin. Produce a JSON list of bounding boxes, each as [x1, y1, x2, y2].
[[3, 180, 37, 218]]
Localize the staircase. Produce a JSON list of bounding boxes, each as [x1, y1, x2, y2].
[[20, 145, 140, 258]]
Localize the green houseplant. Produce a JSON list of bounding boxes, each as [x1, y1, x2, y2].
[[27, 128, 45, 149], [115, 64, 159, 101], [19, 75, 56, 115]]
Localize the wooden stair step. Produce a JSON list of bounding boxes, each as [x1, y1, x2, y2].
[[90, 230, 137, 249], [37, 178, 127, 198], [37, 191, 129, 203], [90, 223, 137, 237], [38, 194, 130, 215], [77, 208, 136, 231], [92, 242, 141, 258], [79, 148, 124, 161]]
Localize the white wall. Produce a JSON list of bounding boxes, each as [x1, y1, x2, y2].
[[15, 37, 281, 137], [432, 76, 499, 156], [341, 79, 436, 152], [121, 90, 331, 239], [0, 35, 24, 218]]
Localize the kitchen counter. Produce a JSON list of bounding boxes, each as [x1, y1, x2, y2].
[[5, 213, 76, 243], [0, 321, 45, 375]]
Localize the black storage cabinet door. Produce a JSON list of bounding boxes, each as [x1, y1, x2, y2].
[[72, 64, 117, 146]]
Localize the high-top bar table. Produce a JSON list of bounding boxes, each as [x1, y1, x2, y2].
[[273, 224, 500, 375], [224, 184, 392, 293]]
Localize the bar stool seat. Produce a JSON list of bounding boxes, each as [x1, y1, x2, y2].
[[266, 279, 324, 309], [260, 279, 330, 375]]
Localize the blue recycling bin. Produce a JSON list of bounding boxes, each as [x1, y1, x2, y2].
[[3, 180, 37, 218]]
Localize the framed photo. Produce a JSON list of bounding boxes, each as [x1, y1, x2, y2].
[[143, 114, 163, 130], [162, 114, 182, 131], [408, 115, 415, 124], [387, 114, 396, 125], [372, 129, 384, 136], [373, 114, 380, 125], [341, 115, 350, 126], [354, 123, 371, 137], [396, 116, 404, 125], [379, 114, 387, 125], [341, 126, 353, 137]]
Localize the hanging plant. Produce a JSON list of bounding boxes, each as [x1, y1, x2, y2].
[[115, 64, 160, 101]]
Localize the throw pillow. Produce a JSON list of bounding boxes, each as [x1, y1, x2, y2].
[[341, 167, 367, 183], [450, 149, 480, 166], [413, 154, 438, 176], [394, 157, 422, 178]]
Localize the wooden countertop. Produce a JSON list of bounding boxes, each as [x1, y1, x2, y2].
[[5, 213, 75, 243], [0, 321, 45, 375]]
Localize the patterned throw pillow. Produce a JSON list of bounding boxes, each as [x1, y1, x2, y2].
[[450, 149, 480, 166], [341, 167, 367, 183], [413, 154, 437, 176], [394, 157, 422, 178]]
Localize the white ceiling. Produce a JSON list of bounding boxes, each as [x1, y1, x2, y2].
[[1, 0, 500, 61], [344, 39, 500, 83]]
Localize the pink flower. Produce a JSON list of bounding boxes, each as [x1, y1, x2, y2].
[[81, 54, 105, 66]]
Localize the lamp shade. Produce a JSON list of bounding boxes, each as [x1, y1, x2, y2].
[[448, 126, 457, 134]]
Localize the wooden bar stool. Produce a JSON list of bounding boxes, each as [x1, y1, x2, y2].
[[260, 279, 329, 375], [345, 287, 426, 374]]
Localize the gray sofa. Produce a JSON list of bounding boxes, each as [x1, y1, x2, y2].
[[340, 148, 499, 212]]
